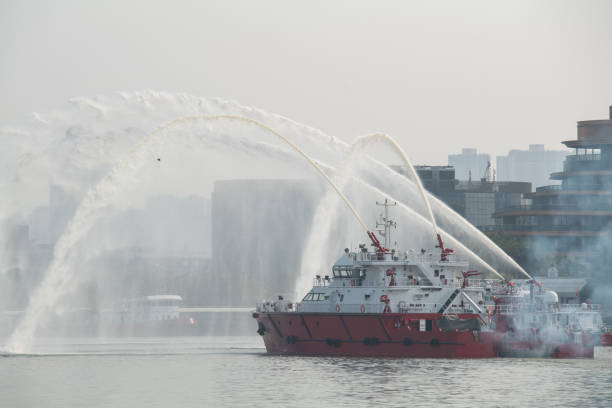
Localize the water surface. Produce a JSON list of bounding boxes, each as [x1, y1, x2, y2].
[[1, 337, 610, 408]]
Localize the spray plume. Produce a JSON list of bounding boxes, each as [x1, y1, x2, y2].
[[296, 150, 506, 297], [348, 132, 532, 280], [351, 133, 439, 237], [4, 115, 367, 353], [4, 105, 530, 353]]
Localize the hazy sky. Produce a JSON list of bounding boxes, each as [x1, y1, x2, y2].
[[1, 0, 611, 164]]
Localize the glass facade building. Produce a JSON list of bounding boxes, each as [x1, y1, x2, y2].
[[493, 107, 612, 257]]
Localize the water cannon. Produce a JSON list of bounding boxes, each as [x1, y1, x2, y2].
[[386, 268, 397, 286], [508, 281, 515, 293], [436, 233, 455, 262], [461, 270, 483, 288], [368, 230, 390, 254]]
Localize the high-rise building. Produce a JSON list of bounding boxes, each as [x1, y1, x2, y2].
[[496, 144, 570, 188], [493, 107, 612, 256], [392, 165, 456, 193], [492, 106, 612, 311], [392, 165, 531, 229], [448, 148, 490, 181]]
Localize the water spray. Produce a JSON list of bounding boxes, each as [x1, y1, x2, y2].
[[350, 133, 452, 259], [349, 132, 532, 279], [5, 109, 531, 353], [351, 133, 439, 236], [5, 114, 371, 353], [346, 175, 506, 280], [296, 148, 507, 298]]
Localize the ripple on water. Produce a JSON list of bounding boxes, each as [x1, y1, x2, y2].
[[1, 338, 611, 408]]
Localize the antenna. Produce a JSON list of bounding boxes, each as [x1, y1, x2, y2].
[[484, 161, 491, 182], [375, 199, 397, 249]]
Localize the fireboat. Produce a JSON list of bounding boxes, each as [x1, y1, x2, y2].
[[253, 199, 603, 358]]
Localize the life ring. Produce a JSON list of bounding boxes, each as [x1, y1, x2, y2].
[[336, 304, 341, 313], [360, 304, 366, 313]]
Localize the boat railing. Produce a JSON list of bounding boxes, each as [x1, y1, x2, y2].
[[256, 301, 294, 313], [295, 303, 385, 313], [356, 252, 458, 264], [494, 303, 601, 314], [464, 279, 502, 289], [258, 301, 483, 314], [559, 303, 601, 312], [494, 304, 527, 313], [394, 279, 462, 288], [312, 278, 331, 287], [357, 253, 392, 262]]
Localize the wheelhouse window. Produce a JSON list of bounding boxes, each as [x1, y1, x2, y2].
[[302, 293, 326, 301], [332, 265, 366, 278]]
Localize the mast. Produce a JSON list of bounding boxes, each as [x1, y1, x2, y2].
[[376, 199, 397, 250]]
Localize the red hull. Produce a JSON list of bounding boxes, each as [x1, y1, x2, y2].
[[253, 312, 593, 359], [600, 332, 612, 347]]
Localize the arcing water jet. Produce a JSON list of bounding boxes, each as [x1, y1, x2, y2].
[[156, 115, 370, 232], [351, 133, 439, 238], [267, 111, 531, 279], [349, 132, 532, 280], [351, 133, 456, 262], [4, 97, 534, 353], [295, 163, 506, 297], [4, 115, 370, 353]]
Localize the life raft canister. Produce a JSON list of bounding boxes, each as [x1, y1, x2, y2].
[[336, 304, 341, 312], [360, 304, 366, 313]]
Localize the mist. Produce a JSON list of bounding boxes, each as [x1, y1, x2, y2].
[[0, 90, 548, 351]]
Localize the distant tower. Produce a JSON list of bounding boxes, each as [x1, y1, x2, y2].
[[484, 161, 491, 182]]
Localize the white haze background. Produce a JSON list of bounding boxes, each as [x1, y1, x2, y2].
[[1, 1, 612, 351], [2, 0, 612, 164]]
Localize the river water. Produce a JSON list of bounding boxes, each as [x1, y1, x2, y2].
[[1, 336, 611, 408]]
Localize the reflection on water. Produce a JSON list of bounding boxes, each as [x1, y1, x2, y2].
[[2, 336, 261, 356], [1, 337, 611, 408]]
